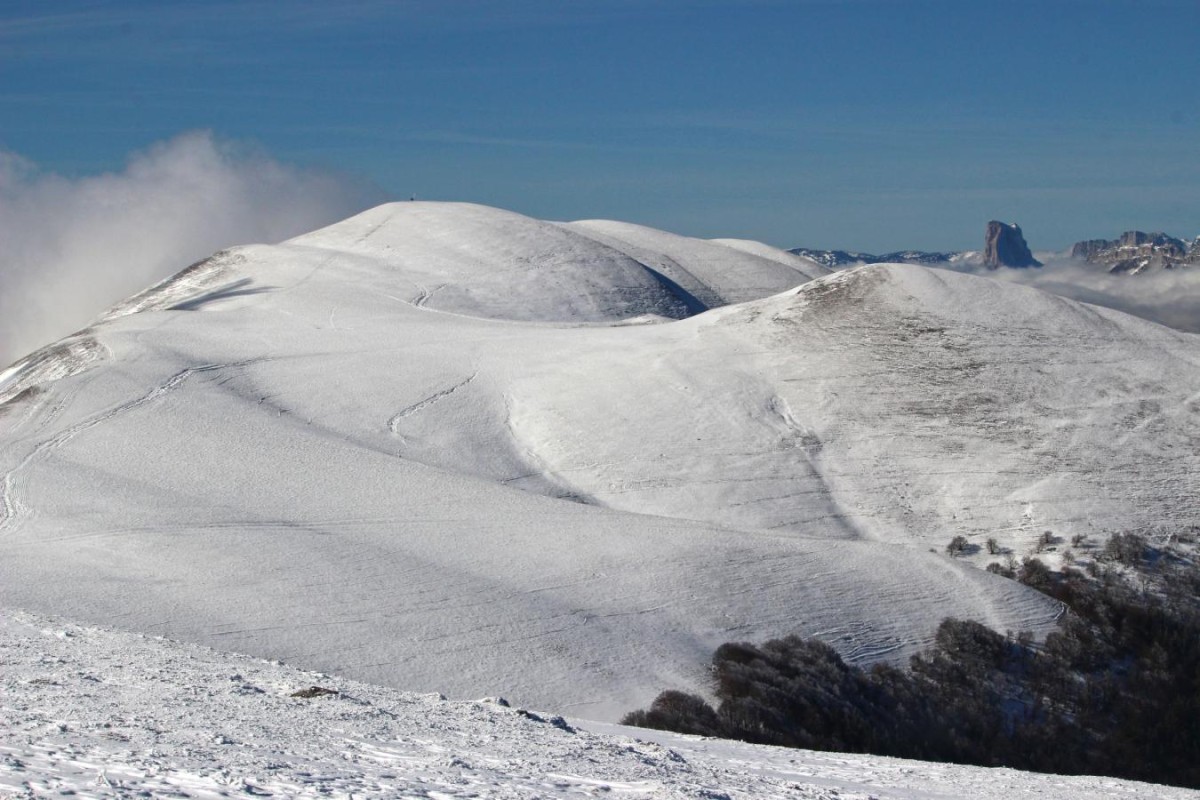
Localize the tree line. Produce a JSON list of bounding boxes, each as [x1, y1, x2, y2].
[[623, 533, 1200, 789]]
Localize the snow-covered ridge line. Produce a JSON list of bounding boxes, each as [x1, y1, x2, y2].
[[1, 610, 1185, 799]]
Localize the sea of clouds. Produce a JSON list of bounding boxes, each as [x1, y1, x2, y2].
[[0, 131, 384, 368], [979, 256, 1200, 334]]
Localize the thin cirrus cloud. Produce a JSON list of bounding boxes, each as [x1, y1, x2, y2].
[[0, 130, 385, 368]]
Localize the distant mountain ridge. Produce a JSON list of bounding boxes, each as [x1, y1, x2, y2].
[[792, 223, 1200, 275], [1071, 230, 1200, 274], [788, 246, 968, 269], [790, 219, 1041, 269]]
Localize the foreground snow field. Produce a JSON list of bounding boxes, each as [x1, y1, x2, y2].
[[2, 611, 1189, 800]]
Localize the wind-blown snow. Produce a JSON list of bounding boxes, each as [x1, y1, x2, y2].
[[2, 611, 1184, 799], [5, 201, 1194, 724], [0, 131, 383, 370]]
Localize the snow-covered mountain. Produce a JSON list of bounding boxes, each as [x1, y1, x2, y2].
[[2, 201, 1197, 727], [563, 218, 829, 309]]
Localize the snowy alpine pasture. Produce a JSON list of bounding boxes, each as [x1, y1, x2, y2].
[[1, 201, 1198, 793], [1, 611, 1188, 799]]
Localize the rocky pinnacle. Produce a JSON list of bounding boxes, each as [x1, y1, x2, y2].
[[984, 221, 1041, 269]]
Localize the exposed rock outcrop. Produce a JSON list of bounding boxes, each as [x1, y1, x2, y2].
[[1070, 230, 1198, 274], [983, 221, 1041, 269]]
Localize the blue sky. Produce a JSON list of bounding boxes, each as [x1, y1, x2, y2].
[[2, 0, 1198, 251]]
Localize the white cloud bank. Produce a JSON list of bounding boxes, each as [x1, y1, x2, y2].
[[972, 255, 1200, 335], [0, 131, 385, 367]]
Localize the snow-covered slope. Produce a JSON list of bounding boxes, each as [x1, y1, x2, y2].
[[565, 218, 828, 310], [3, 611, 1185, 799], [5, 201, 1195, 722], [277, 202, 706, 323], [498, 264, 1200, 550], [710, 236, 830, 275]]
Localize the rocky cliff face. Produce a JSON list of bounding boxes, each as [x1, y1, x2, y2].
[[1070, 231, 1198, 274], [983, 221, 1041, 269]]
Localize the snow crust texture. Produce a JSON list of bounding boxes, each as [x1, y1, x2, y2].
[[1, 611, 1186, 800], [1, 201, 1194, 720]]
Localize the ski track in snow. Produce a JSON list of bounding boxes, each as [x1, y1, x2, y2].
[[387, 372, 479, 436], [0, 611, 1188, 800], [0, 363, 250, 536], [411, 283, 448, 309]]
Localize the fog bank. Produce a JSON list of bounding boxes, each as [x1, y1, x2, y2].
[[0, 131, 385, 367], [979, 256, 1200, 334]]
